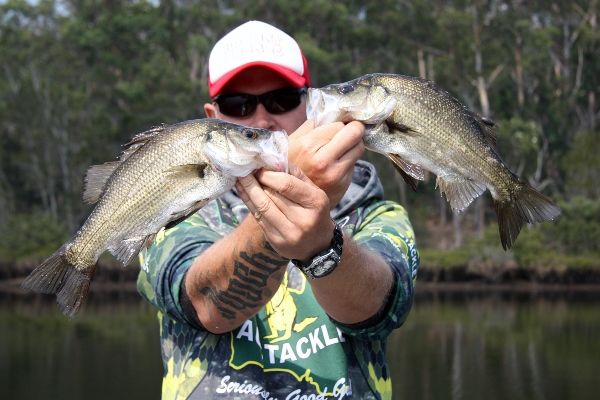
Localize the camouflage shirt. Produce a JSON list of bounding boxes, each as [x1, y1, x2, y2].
[[137, 160, 419, 400]]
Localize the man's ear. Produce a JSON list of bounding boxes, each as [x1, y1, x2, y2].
[[204, 103, 217, 118]]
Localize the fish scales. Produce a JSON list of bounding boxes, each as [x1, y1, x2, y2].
[[22, 118, 288, 316], [380, 75, 505, 187], [73, 122, 221, 266], [307, 73, 560, 249]]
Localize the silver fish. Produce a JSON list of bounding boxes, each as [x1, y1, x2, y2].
[[307, 73, 560, 250], [22, 118, 287, 316]]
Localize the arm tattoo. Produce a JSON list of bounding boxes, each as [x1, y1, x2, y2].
[[199, 246, 288, 320]]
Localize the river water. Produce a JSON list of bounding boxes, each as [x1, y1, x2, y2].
[[1, 287, 598, 400]]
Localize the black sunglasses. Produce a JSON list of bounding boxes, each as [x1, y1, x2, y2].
[[213, 87, 307, 118]]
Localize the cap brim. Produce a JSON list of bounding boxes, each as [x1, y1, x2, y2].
[[209, 61, 307, 97]]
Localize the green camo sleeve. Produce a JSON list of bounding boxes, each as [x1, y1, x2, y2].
[[137, 201, 226, 323], [336, 200, 419, 339]]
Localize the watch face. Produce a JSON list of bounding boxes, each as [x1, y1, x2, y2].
[[311, 251, 340, 278], [292, 223, 343, 279]]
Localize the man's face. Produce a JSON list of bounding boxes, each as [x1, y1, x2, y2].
[[204, 67, 307, 134]]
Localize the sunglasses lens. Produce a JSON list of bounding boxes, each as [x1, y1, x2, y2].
[[215, 88, 305, 117], [217, 95, 257, 117], [264, 89, 304, 114]]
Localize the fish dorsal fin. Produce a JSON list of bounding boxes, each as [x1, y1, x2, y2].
[[388, 154, 425, 191], [436, 175, 486, 213], [120, 124, 167, 161], [475, 114, 497, 146], [82, 161, 120, 204], [82, 125, 167, 205]]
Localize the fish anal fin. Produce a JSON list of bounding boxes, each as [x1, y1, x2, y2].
[[388, 154, 425, 191], [386, 120, 419, 136], [83, 161, 120, 204], [494, 183, 561, 250], [110, 234, 155, 267], [436, 175, 486, 213]]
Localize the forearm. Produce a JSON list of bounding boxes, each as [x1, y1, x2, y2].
[[308, 234, 394, 325], [184, 216, 288, 333]]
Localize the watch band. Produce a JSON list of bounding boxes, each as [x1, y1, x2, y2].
[[292, 223, 344, 279]]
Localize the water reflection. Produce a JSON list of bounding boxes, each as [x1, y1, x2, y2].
[[1, 288, 599, 400], [0, 290, 162, 400], [387, 288, 600, 400]]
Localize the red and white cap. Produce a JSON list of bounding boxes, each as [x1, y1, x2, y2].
[[208, 21, 311, 97]]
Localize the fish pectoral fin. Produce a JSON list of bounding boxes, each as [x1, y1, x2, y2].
[[165, 199, 210, 230], [83, 161, 120, 204], [386, 120, 419, 136], [388, 154, 425, 191], [436, 175, 486, 213], [165, 163, 209, 181]]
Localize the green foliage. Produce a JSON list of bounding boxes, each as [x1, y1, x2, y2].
[[419, 248, 472, 269], [0, 211, 68, 262], [562, 131, 600, 199], [510, 197, 600, 269], [0, 0, 598, 271], [495, 117, 541, 175], [518, 197, 600, 253]]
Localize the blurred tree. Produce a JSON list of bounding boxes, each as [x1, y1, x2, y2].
[[0, 0, 598, 259]]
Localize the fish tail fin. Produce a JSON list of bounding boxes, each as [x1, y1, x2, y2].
[[21, 245, 93, 317], [494, 183, 561, 250]]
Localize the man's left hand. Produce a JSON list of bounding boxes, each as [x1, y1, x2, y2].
[[236, 164, 335, 261]]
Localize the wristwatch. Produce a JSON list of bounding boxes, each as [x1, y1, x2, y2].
[[292, 223, 344, 279]]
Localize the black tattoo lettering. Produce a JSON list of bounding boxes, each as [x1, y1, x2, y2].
[[199, 246, 288, 321], [233, 261, 268, 288]]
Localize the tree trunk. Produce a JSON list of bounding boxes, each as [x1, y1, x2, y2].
[[453, 212, 463, 248], [514, 34, 525, 109], [589, 91, 596, 132], [472, 6, 488, 238], [417, 48, 426, 79]]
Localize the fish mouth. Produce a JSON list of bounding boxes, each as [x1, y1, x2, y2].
[[307, 87, 397, 126], [203, 129, 289, 177], [307, 88, 350, 125], [306, 88, 324, 121], [257, 130, 288, 173]]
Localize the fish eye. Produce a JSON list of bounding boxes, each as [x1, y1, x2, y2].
[[243, 129, 258, 140], [338, 84, 354, 94]]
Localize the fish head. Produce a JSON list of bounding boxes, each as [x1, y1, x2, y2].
[[307, 75, 397, 126], [203, 122, 288, 177]]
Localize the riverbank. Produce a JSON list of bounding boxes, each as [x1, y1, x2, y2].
[[2, 260, 600, 295]]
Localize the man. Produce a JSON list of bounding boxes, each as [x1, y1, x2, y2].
[[138, 20, 419, 400]]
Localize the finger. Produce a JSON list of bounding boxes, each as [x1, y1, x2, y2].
[[290, 119, 315, 137], [335, 136, 365, 169], [236, 175, 285, 234], [255, 169, 325, 208], [319, 121, 365, 161], [290, 121, 344, 144]]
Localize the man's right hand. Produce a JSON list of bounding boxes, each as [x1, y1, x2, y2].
[[288, 120, 365, 206]]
